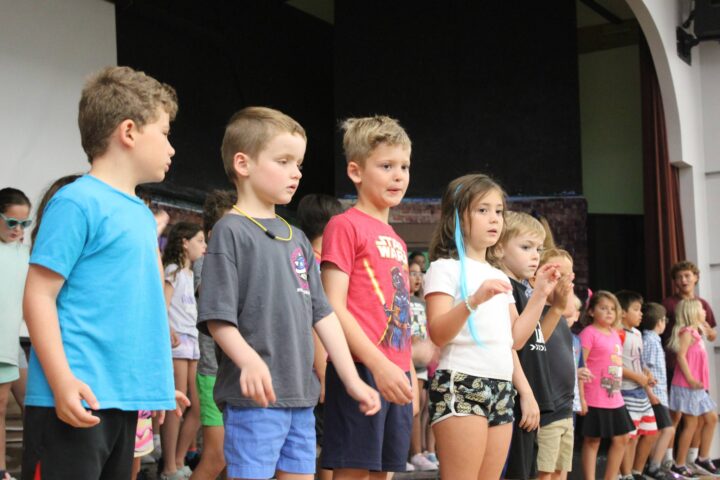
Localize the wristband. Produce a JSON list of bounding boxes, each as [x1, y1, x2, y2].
[[465, 297, 477, 313]]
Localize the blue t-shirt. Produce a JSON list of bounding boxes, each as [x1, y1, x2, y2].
[[26, 175, 175, 410]]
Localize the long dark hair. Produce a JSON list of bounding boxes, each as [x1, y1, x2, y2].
[[428, 173, 506, 262], [162, 222, 203, 273], [31, 175, 82, 250]]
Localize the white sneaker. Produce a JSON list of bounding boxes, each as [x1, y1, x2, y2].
[[405, 462, 416, 472], [410, 453, 439, 471]]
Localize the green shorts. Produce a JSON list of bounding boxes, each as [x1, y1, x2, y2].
[[0, 362, 20, 384], [197, 373, 223, 427]]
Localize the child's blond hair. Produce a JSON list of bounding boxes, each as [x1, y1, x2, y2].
[[488, 211, 545, 265], [539, 247, 573, 266], [341, 115, 411, 165], [221, 106, 306, 183], [79, 66, 178, 162], [668, 298, 703, 352]]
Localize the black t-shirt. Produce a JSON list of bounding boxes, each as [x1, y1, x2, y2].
[[541, 306, 575, 426], [511, 279, 554, 414]]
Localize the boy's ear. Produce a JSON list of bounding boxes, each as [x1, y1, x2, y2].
[[233, 152, 251, 178], [117, 119, 137, 148], [347, 161, 362, 185]]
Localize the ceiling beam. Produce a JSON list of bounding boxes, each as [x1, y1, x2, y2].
[[578, 0, 623, 24]]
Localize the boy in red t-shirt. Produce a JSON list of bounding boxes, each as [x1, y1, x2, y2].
[[320, 116, 414, 478]]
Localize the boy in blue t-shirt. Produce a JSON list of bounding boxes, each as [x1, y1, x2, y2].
[[22, 66, 179, 480]]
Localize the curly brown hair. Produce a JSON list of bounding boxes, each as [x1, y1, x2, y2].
[[202, 190, 236, 236]]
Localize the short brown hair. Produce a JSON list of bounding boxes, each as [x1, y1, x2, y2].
[[341, 115, 411, 165], [671, 260, 700, 280], [221, 107, 306, 183], [202, 190, 237, 236], [78, 66, 178, 162]]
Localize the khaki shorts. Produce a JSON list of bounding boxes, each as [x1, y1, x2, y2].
[[536, 417, 574, 473]]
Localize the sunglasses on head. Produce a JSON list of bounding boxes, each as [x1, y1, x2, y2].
[[1, 213, 33, 229]]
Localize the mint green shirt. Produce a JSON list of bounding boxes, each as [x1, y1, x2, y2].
[[0, 240, 29, 366]]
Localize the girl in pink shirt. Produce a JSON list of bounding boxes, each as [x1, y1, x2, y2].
[[668, 298, 718, 476], [579, 291, 634, 480]]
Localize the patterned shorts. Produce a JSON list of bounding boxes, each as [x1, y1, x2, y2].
[[429, 370, 516, 427]]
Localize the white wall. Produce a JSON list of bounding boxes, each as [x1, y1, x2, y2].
[[627, 0, 720, 455], [0, 0, 116, 213]]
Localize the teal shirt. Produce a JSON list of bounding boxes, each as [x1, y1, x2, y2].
[[26, 175, 175, 410]]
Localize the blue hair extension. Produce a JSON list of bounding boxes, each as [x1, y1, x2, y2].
[[453, 200, 484, 347]]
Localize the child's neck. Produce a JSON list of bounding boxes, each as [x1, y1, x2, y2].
[[354, 198, 390, 224], [311, 236, 322, 254], [679, 290, 696, 300], [621, 321, 634, 330], [592, 322, 611, 333], [89, 157, 139, 197], [464, 242, 488, 263], [234, 188, 276, 218]]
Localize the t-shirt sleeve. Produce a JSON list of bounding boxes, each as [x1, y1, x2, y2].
[[303, 238, 333, 324], [29, 197, 88, 279], [197, 224, 241, 332], [423, 260, 458, 298], [579, 327, 595, 352], [702, 299, 716, 328], [321, 215, 356, 275], [164, 264, 180, 287]]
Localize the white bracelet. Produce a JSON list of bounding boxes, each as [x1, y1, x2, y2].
[[465, 297, 477, 313]]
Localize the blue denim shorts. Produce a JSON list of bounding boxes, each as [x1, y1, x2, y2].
[[223, 406, 316, 478]]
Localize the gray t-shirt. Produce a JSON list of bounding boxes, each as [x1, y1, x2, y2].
[[540, 308, 575, 426], [197, 214, 332, 409], [194, 256, 219, 376]]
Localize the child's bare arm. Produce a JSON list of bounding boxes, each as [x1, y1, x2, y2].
[[322, 264, 412, 405], [510, 264, 561, 348], [512, 350, 539, 431], [426, 279, 511, 347], [207, 320, 276, 407], [622, 368, 649, 386], [312, 331, 328, 403], [163, 279, 180, 348], [24, 264, 100, 428], [314, 313, 381, 415]]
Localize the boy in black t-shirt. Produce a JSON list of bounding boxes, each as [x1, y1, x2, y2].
[[492, 213, 573, 479]]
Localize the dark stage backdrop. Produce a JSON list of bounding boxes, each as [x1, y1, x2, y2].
[[334, 1, 582, 198], [116, 1, 335, 204]]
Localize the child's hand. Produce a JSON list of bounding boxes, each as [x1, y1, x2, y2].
[[170, 328, 180, 348], [647, 392, 660, 406], [518, 392, 540, 432], [637, 373, 650, 387], [532, 264, 562, 297], [579, 399, 588, 416], [345, 379, 382, 416], [689, 378, 704, 389], [550, 273, 575, 309], [370, 357, 413, 405], [577, 367, 594, 382], [469, 279, 512, 308], [239, 351, 277, 407], [172, 390, 191, 417], [53, 375, 101, 428]]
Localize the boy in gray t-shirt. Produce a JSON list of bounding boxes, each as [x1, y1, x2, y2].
[[197, 107, 379, 480]]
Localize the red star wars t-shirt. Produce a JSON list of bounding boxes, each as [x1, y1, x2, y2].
[[322, 207, 412, 371]]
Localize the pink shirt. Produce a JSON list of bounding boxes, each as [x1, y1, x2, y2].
[[671, 327, 710, 390], [579, 325, 625, 409], [322, 208, 412, 371]]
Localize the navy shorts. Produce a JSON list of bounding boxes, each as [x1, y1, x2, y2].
[[320, 362, 413, 472]]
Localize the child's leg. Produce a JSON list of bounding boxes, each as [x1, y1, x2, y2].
[[698, 410, 717, 460], [604, 434, 629, 480], [162, 358, 189, 474], [410, 380, 425, 456], [189, 425, 225, 479], [689, 414, 704, 463], [10, 368, 26, 413], [649, 426, 674, 466], [433, 416, 488, 479], [176, 360, 201, 468], [581, 436, 601, 480], [675, 414, 698, 466], [131, 457, 141, 480], [620, 435, 638, 475], [0, 382, 11, 471], [632, 433, 657, 473], [476, 422, 512, 480]]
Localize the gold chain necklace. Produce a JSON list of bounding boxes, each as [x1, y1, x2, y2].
[[232, 205, 293, 242]]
